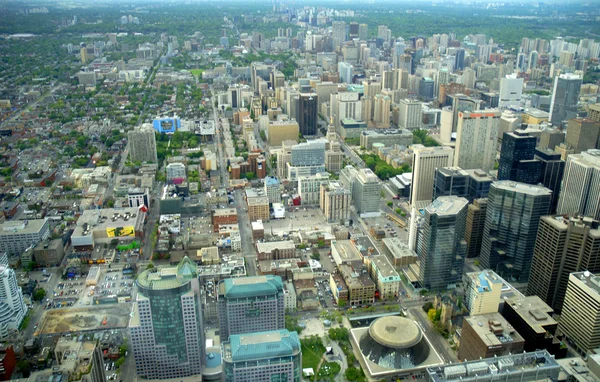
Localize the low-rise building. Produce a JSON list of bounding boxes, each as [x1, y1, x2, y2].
[[339, 261, 376, 306], [381, 238, 418, 267], [458, 313, 525, 361], [71, 207, 146, 250], [33, 239, 65, 267], [0, 218, 50, 255], [256, 240, 296, 261], [212, 208, 238, 232], [366, 255, 401, 300]]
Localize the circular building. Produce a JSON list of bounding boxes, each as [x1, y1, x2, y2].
[[358, 316, 430, 370]]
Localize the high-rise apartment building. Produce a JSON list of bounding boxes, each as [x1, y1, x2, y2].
[[454, 110, 501, 172], [264, 176, 281, 204], [0, 266, 27, 340], [527, 216, 600, 312], [464, 198, 488, 258], [331, 21, 346, 47], [558, 272, 600, 355], [267, 120, 299, 146], [222, 330, 302, 382], [295, 94, 318, 136], [410, 145, 454, 207], [129, 257, 204, 380], [480, 181, 552, 281], [373, 94, 391, 128], [499, 74, 524, 108], [217, 275, 285, 340], [397, 99, 422, 129], [128, 126, 158, 163], [352, 168, 381, 216], [358, 24, 368, 41], [549, 73, 582, 126], [418, 196, 468, 291], [566, 118, 600, 154], [463, 270, 502, 316], [320, 181, 351, 223], [498, 131, 541, 185], [557, 149, 600, 220], [534, 148, 565, 214]]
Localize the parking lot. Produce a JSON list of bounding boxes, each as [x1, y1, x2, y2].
[[262, 206, 330, 236]]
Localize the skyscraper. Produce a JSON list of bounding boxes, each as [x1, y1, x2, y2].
[[556, 149, 600, 219], [565, 118, 600, 154], [534, 148, 565, 214], [455, 48, 466, 70], [480, 181, 552, 281], [498, 131, 541, 185], [498, 74, 524, 108], [454, 110, 501, 172], [295, 94, 318, 136], [358, 24, 368, 41], [129, 257, 204, 380], [417, 196, 468, 291], [352, 168, 381, 216], [558, 272, 600, 355], [527, 216, 600, 312], [464, 198, 488, 259], [222, 330, 302, 382], [433, 167, 469, 200], [217, 275, 285, 340], [331, 21, 346, 47], [128, 126, 158, 163], [411, 145, 454, 207], [549, 73, 582, 127], [419, 77, 435, 100], [0, 265, 27, 340]]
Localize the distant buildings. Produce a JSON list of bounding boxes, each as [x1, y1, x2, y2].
[[417, 196, 468, 291], [222, 330, 302, 382], [480, 181, 551, 281], [565, 118, 600, 154], [498, 74, 524, 108], [217, 275, 285, 340], [129, 257, 204, 380], [359, 129, 412, 150], [153, 117, 181, 133]]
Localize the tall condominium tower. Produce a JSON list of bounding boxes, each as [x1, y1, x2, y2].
[[129, 257, 204, 380], [217, 275, 285, 340], [128, 126, 158, 163], [557, 149, 600, 220], [498, 131, 541, 185], [417, 196, 469, 291], [352, 168, 381, 216], [410, 145, 454, 208], [558, 272, 600, 355], [0, 265, 27, 340], [498, 74, 524, 108], [454, 110, 501, 172], [527, 216, 600, 312], [549, 73, 582, 127], [480, 181, 552, 281], [565, 118, 600, 154]]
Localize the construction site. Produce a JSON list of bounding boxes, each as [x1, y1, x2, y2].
[[36, 304, 132, 336]]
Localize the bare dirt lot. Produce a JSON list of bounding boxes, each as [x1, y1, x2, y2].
[[37, 304, 132, 335]]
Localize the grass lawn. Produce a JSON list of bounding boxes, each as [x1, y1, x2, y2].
[[190, 69, 204, 78], [301, 336, 325, 370]]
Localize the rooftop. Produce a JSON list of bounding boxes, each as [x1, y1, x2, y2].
[[223, 329, 300, 363], [426, 196, 469, 216], [465, 270, 502, 293], [332, 240, 363, 264], [256, 240, 296, 253], [504, 295, 557, 334], [0, 219, 47, 235], [570, 271, 600, 296], [492, 180, 552, 196], [219, 275, 283, 299], [382, 238, 417, 259], [369, 316, 422, 349], [137, 257, 198, 290], [370, 255, 400, 280], [213, 208, 237, 217], [339, 262, 375, 290], [73, 207, 145, 237], [464, 313, 524, 348]]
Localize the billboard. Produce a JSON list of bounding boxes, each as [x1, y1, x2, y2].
[[106, 226, 135, 237]]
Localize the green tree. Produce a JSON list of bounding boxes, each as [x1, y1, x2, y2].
[[345, 367, 365, 382], [24, 261, 36, 271], [428, 308, 438, 322], [310, 252, 320, 261], [33, 288, 46, 301], [146, 263, 155, 270], [387, 201, 393, 207]]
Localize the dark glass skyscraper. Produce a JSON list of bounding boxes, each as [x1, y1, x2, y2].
[[498, 131, 541, 185], [455, 48, 465, 70], [295, 94, 318, 136], [480, 181, 552, 281], [534, 148, 565, 214]]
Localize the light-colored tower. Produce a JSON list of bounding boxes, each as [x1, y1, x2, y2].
[[549, 73, 582, 126], [454, 110, 501, 172], [557, 149, 600, 219], [0, 265, 27, 340], [128, 126, 158, 163], [410, 145, 454, 208]]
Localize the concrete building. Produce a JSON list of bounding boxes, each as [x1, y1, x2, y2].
[[549, 73, 582, 127], [398, 99, 423, 129], [566, 119, 600, 154], [503, 295, 565, 357], [464, 270, 503, 316], [256, 240, 296, 261], [557, 149, 600, 220], [268, 120, 299, 146], [353, 168, 381, 216], [247, 195, 270, 222], [418, 196, 468, 291], [454, 110, 501, 172], [128, 187, 150, 208], [339, 118, 367, 140], [212, 208, 238, 232], [381, 237, 418, 267], [71, 208, 146, 250], [129, 257, 204, 380], [332, 92, 362, 131], [480, 181, 552, 281], [0, 219, 50, 255], [166, 162, 186, 184], [427, 351, 561, 382], [498, 74, 524, 108], [264, 176, 281, 204], [54, 336, 106, 382], [464, 198, 488, 259], [366, 255, 400, 300], [359, 129, 413, 150], [33, 239, 65, 267], [559, 272, 600, 355], [217, 275, 285, 340], [527, 216, 600, 312], [0, 265, 27, 340], [458, 313, 525, 361], [320, 181, 351, 223], [276, 140, 296, 179], [128, 126, 158, 163], [411, 145, 454, 207], [339, 261, 376, 306], [298, 172, 330, 206], [222, 330, 301, 382], [373, 94, 391, 128]]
